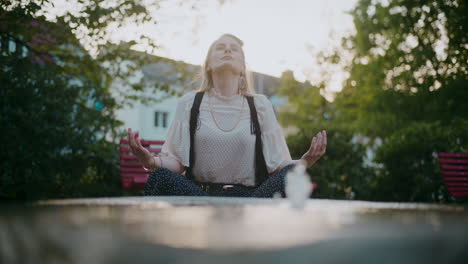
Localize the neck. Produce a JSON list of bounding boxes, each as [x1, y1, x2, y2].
[[211, 70, 240, 97]]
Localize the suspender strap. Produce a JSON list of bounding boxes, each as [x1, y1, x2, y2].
[[186, 91, 205, 180], [245, 96, 269, 185]]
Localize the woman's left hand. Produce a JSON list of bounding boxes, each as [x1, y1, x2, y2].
[[301, 130, 327, 168]]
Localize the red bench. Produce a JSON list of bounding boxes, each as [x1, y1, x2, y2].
[[119, 138, 164, 190], [438, 153, 468, 199]]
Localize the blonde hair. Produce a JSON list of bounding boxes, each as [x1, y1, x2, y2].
[[197, 34, 255, 95]]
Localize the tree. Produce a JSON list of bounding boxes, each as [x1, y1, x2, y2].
[[0, 0, 185, 199], [328, 0, 467, 202], [333, 0, 467, 134], [276, 71, 375, 200], [374, 120, 468, 202], [0, 54, 122, 199]]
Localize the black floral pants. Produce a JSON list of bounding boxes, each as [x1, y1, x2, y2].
[[144, 163, 297, 198]]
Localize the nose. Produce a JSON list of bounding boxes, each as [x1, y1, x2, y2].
[[224, 48, 232, 53]]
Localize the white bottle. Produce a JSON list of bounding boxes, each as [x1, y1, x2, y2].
[[285, 160, 312, 209]]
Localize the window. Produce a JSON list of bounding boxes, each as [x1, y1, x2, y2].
[[8, 39, 16, 53], [22, 45, 28, 58], [162, 112, 168, 128], [1, 36, 9, 55], [155, 111, 169, 128], [154, 111, 159, 127], [0, 36, 29, 58]]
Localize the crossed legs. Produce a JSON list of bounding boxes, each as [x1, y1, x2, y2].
[[144, 163, 297, 197]]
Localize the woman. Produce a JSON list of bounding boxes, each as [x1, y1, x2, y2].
[[127, 34, 327, 197]]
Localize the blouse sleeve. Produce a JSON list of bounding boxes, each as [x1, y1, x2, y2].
[[255, 95, 293, 174], [160, 92, 194, 167]]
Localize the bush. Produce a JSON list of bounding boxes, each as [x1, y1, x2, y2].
[[374, 121, 468, 202], [287, 128, 376, 200], [0, 50, 123, 200]]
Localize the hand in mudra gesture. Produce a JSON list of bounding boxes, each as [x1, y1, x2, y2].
[[127, 128, 156, 170], [301, 130, 327, 168]]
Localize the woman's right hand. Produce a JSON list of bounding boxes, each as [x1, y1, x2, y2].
[[127, 128, 156, 170]]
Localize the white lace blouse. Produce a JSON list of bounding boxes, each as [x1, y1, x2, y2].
[[160, 88, 293, 186]]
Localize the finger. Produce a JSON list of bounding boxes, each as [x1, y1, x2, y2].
[[132, 131, 139, 150], [319, 131, 325, 152], [134, 133, 143, 154], [316, 132, 323, 150], [128, 128, 135, 149], [129, 135, 138, 154], [312, 135, 320, 156], [310, 136, 317, 153], [136, 132, 146, 152], [135, 132, 142, 148]]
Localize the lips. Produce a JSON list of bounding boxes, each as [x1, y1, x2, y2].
[[221, 56, 232, 60]]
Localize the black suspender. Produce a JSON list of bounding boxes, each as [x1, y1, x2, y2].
[[186, 92, 205, 181], [186, 91, 269, 185], [245, 95, 269, 185]]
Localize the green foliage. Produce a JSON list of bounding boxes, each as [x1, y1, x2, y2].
[[326, 0, 467, 202], [0, 54, 123, 199], [276, 71, 375, 200], [0, 0, 176, 200], [1, 0, 186, 106], [282, 0, 467, 202], [334, 0, 467, 137], [374, 120, 468, 202], [287, 129, 376, 200]]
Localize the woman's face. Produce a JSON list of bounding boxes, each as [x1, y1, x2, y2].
[[208, 35, 244, 75]]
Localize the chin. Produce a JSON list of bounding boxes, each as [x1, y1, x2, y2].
[[213, 62, 241, 75]]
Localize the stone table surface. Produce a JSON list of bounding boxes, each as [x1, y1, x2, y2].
[[1, 197, 468, 264]]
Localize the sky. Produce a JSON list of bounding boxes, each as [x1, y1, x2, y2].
[[117, 0, 358, 94], [50, 0, 358, 95]]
